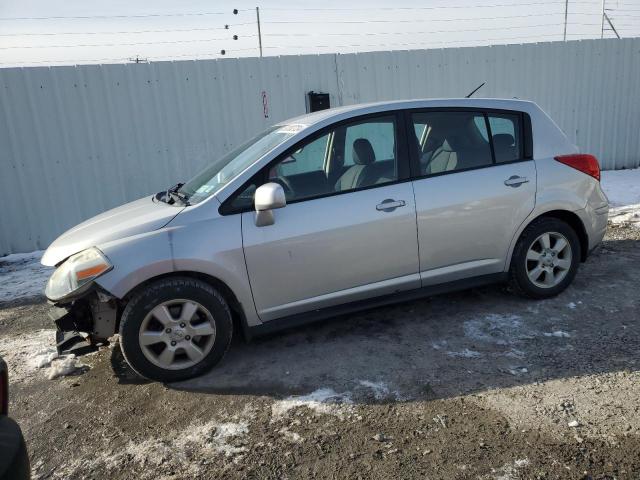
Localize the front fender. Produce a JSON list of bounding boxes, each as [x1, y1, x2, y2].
[[95, 228, 174, 299], [95, 213, 260, 328]]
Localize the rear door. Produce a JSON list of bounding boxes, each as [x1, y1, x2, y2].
[[234, 113, 420, 321], [408, 109, 536, 285]]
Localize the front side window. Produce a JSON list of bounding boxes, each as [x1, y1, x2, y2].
[[412, 111, 493, 175], [264, 115, 399, 203], [344, 121, 395, 167], [275, 133, 329, 177], [179, 124, 302, 204]]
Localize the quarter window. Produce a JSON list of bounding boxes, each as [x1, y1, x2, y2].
[[411, 111, 493, 175]]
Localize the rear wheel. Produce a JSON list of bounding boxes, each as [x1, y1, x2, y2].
[[119, 277, 233, 382], [509, 218, 581, 299]]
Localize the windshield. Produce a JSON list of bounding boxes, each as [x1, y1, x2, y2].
[[179, 124, 303, 204]]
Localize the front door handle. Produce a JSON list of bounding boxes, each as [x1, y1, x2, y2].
[[504, 175, 529, 187], [376, 199, 406, 212]]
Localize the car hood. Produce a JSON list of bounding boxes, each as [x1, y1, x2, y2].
[[42, 196, 184, 266]]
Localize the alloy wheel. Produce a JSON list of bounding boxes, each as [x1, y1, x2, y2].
[[138, 299, 216, 370], [525, 231, 573, 289]]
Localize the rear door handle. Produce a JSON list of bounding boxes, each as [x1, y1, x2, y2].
[[376, 199, 406, 212], [504, 175, 529, 187]]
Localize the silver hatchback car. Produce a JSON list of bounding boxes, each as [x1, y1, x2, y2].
[[42, 98, 609, 382]]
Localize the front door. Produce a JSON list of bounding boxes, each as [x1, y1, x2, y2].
[[240, 113, 420, 321]]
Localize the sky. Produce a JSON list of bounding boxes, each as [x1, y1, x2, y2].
[[0, 0, 637, 67]]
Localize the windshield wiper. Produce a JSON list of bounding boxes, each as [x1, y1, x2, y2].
[[168, 189, 190, 205], [157, 182, 189, 205]]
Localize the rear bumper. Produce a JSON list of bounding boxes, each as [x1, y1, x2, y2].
[[590, 205, 609, 250], [575, 203, 608, 254], [0, 416, 30, 480]]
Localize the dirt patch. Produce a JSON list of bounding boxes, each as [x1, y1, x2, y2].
[[2, 223, 638, 479]]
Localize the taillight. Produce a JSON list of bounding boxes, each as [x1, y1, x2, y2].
[[554, 154, 600, 181], [0, 368, 7, 415]]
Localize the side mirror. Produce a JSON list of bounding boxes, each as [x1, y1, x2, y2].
[[254, 182, 286, 227]]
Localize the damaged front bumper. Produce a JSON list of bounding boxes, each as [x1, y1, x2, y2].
[[48, 289, 119, 356]]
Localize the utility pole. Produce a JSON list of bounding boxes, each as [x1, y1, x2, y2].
[[604, 12, 621, 39], [128, 55, 147, 63], [601, 0, 606, 39], [256, 6, 263, 57], [563, 0, 569, 41]]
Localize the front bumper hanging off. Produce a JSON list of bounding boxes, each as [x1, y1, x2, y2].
[[48, 304, 98, 356], [48, 292, 118, 356]]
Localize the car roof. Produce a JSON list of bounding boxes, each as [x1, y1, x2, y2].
[[281, 98, 538, 127]]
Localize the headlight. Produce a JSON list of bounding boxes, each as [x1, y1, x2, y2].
[[45, 247, 113, 301]]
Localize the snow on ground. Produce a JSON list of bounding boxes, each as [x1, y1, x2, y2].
[[463, 314, 534, 346], [45, 355, 85, 380], [278, 426, 304, 443], [271, 388, 353, 419], [543, 331, 571, 338], [446, 348, 483, 358], [0, 329, 85, 381], [55, 420, 250, 479], [486, 458, 530, 480], [601, 167, 640, 227], [0, 250, 51, 302], [358, 380, 391, 399]]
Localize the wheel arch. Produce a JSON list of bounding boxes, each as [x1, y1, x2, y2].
[[536, 210, 589, 261], [118, 271, 251, 341], [508, 209, 589, 269]]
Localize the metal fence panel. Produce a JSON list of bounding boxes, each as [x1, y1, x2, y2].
[[1, 38, 639, 254]]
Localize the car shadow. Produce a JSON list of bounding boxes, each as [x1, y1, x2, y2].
[[109, 343, 152, 385], [112, 237, 639, 404]]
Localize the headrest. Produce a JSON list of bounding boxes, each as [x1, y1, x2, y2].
[[493, 133, 515, 149], [352, 138, 376, 165]]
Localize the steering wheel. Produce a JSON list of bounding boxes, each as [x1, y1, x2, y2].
[[270, 175, 295, 198]]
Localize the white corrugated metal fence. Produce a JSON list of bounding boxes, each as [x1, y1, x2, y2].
[[1, 38, 639, 254]]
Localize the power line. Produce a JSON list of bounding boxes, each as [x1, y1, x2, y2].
[[0, 23, 254, 37], [264, 12, 599, 25], [0, 10, 251, 21], [0, 20, 607, 50], [265, 1, 601, 10], [260, 31, 617, 52], [0, 2, 604, 21], [263, 22, 602, 37], [0, 36, 242, 50]]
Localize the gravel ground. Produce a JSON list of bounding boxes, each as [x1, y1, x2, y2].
[[0, 222, 638, 480]]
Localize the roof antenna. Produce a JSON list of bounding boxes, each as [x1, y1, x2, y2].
[[465, 82, 485, 98]]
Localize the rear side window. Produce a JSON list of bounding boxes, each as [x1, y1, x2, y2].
[[411, 111, 493, 175], [487, 113, 522, 163]]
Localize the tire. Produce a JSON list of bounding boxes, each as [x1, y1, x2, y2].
[[119, 277, 233, 382], [508, 217, 581, 299]]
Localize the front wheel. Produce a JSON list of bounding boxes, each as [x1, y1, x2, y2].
[[509, 218, 581, 299], [119, 277, 233, 382]]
